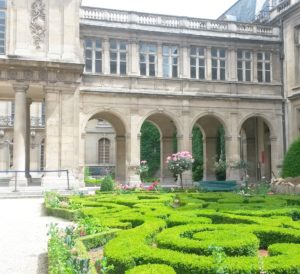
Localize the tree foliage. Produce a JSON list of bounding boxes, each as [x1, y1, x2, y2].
[[282, 138, 300, 178], [140, 121, 161, 177], [192, 127, 203, 181]]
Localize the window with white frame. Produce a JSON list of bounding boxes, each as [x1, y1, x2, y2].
[[237, 49, 252, 82], [190, 46, 206, 80], [163, 45, 179, 78], [139, 43, 157, 76], [84, 38, 102, 74], [0, 0, 6, 55], [257, 52, 271, 83], [98, 138, 110, 164], [110, 40, 127, 75], [211, 48, 226, 80]]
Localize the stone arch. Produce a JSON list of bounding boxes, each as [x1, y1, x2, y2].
[[238, 114, 274, 182], [238, 113, 276, 139], [82, 110, 127, 182], [190, 111, 230, 138], [191, 113, 229, 180], [82, 109, 128, 136], [138, 109, 183, 138], [138, 111, 180, 185]]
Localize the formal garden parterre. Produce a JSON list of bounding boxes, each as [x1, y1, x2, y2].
[[45, 191, 300, 274]]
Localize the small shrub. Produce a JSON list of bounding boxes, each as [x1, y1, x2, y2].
[[282, 138, 300, 178], [126, 264, 176, 274], [101, 175, 115, 192]]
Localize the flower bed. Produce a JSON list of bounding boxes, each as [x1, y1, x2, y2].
[[46, 192, 300, 273]]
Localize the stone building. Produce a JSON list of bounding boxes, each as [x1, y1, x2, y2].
[[0, 0, 298, 188]]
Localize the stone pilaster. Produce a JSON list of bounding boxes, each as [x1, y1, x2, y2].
[[102, 38, 110, 75], [181, 43, 189, 78], [12, 83, 29, 186], [157, 43, 163, 77], [206, 47, 212, 80], [129, 39, 139, 76]]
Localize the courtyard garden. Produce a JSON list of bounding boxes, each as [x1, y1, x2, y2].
[[46, 190, 300, 274]]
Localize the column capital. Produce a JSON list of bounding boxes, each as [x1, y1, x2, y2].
[[12, 83, 29, 93]]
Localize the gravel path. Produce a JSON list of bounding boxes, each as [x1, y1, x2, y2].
[[0, 198, 72, 274]]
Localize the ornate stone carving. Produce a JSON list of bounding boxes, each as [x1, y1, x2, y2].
[[30, 0, 46, 49]]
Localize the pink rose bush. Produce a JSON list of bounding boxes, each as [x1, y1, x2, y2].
[[166, 151, 194, 188]]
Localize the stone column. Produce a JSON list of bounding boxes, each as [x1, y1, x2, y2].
[[25, 98, 32, 183], [257, 118, 265, 180], [226, 113, 241, 181], [127, 113, 141, 185], [162, 137, 175, 184], [116, 136, 126, 183], [178, 105, 193, 186], [12, 83, 29, 186]]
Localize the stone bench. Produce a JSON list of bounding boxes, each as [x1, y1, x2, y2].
[[198, 180, 238, 192]]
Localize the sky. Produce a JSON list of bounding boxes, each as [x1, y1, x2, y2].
[[81, 0, 238, 20]]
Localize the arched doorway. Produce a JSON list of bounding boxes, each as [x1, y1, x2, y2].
[[140, 112, 178, 185], [240, 116, 272, 182], [192, 115, 227, 180], [84, 112, 127, 183]]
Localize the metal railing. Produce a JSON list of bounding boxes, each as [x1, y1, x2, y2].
[[0, 170, 70, 191], [0, 116, 45, 128], [0, 116, 14, 127], [30, 116, 45, 128]]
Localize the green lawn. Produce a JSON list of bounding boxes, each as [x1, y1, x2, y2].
[[45, 191, 300, 274]]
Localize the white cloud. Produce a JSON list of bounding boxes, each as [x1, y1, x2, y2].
[[81, 0, 237, 19]]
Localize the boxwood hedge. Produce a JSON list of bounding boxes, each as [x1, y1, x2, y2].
[[46, 192, 300, 273]]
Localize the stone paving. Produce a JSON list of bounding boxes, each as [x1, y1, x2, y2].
[[0, 198, 72, 274]]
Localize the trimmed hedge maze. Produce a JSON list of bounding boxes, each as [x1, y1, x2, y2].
[[46, 192, 300, 273]]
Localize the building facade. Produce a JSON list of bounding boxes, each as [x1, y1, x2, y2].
[[0, 0, 298, 188]]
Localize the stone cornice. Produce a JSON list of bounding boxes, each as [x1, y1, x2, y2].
[[80, 86, 284, 102], [0, 58, 83, 85]]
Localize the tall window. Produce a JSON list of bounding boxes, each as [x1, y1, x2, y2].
[[10, 102, 14, 126], [139, 43, 157, 76], [237, 50, 252, 82], [40, 139, 45, 171], [211, 48, 226, 80], [163, 45, 179, 78], [84, 38, 102, 74], [0, 0, 5, 55], [98, 138, 110, 164], [110, 40, 127, 75], [190, 46, 205, 79], [257, 52, 271, 83]]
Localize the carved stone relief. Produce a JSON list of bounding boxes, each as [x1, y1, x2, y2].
[[30, 0, 46, 49]]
